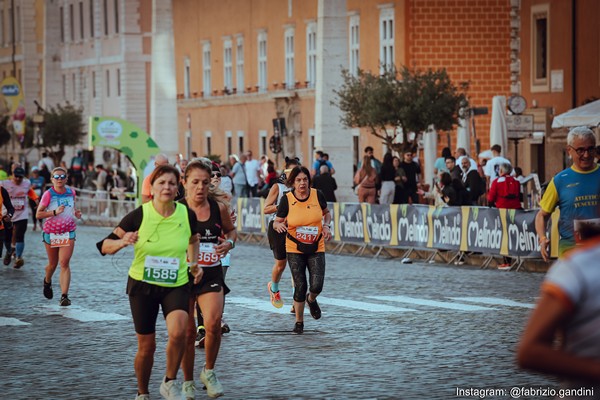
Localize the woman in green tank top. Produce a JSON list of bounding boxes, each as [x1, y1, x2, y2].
[[98, 164, 201, 400]]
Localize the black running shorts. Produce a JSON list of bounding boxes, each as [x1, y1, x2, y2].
[[267, 220, 287, 261], [127, 277, 190, 335]]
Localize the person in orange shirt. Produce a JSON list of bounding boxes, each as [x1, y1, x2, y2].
[[272, 166, 332, 334]]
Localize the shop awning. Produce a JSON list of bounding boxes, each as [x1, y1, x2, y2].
[[552, 99, 600, 129]]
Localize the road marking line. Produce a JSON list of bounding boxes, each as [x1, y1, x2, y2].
[[368, 295, 495, 311], [227, 296, 302, 314], [317, 296, 416, 312], [0, 316, 30, 326], [227, 296, 416, 313], [448, 297, 535, 309], [33, 305, 130, 322]]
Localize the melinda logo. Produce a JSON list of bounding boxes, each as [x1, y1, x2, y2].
[[1, 84, 19, 96], [97, 120, 123, 140]]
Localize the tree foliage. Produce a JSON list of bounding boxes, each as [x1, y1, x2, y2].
[[334, 65, 469, 154], [39, 103, 86, 164]]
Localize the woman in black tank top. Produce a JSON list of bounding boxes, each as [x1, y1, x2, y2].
[[179, 160, 237, 398]]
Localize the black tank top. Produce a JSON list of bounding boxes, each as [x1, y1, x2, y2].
[[180, 198, 222, 244]]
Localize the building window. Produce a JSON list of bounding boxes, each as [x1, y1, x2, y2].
[[379, 7, 394, 74], [62, 74, 67, 100], [349, 15, 360, 76], [92, 71, 96, 97], [184, 57, 190, 99], [226, 131, 233, 157], [72, 73, 76, 102], [257, 31, 267, 92], [237, 131, 245, 153], [106, 69, 110, 97], [90, 0, 94, 38], [117, 68, 121, 97], [114, 0, 119, 34], [236, 36, 244, 93], [0, 10, 5, 45], [284, 27, 295, 89], [205, 131, 212, 155], [15, 6, 20, 42], [202, 42, 212, 97], [103, 0, 108, 35], [259, 130, 267, 156], [79, 2, 84, 40], [223, 39, 233, 91], [531, 4, 550, 91], [309, 129, 316, 164], [70, 4, 75, 41], [306, 22, 317, 88]]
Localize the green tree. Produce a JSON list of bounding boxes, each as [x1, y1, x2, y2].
[[334, 65, 468, 154], [39, 103, 86, 165]]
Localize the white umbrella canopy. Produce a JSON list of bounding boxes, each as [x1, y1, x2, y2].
[[423, 125, 437, 186], [457, 117, 471, 154], [552, 99, 600, 128], [489, 96, 508, 156]]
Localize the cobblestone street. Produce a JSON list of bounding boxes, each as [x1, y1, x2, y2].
[[0, 224, 560, 399]]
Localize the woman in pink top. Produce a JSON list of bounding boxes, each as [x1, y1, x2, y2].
[[36, 167, 82, 306]]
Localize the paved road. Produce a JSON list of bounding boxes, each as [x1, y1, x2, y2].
[[0, 224, 562, 399]]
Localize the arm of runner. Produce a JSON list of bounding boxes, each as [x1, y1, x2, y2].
[[263, 184, 280, 215], [1, 187, 14, 218], [517, 288, 600, 381], [215, 202, 238, 256]]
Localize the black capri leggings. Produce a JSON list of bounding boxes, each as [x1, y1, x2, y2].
[[287, 252, 325, 303]]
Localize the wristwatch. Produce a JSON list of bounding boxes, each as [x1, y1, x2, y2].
[[226, 238, 235, 249]]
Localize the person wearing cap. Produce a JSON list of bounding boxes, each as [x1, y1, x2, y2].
[[2, 167, 39, 268]]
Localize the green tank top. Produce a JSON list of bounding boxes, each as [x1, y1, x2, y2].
[[128, 201, 191, 287]]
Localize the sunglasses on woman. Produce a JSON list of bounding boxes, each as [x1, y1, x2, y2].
[[53, 174, 67, 180], [211, 172, 222, 178]]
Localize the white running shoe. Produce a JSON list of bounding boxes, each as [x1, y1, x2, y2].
[[200, 368, 224, 398], [159, 376, 182, 400], [182, 380, 196, 400], [134, 394, 150, 400]]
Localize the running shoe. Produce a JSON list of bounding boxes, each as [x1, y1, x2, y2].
[[267, 282, 284, 308], [159, 377, 182, 400], [221, 319, 230, 334], [306, 295, 321, 320], [292, 321, 304, 334], [14, 257, 24, 269], [43, 279, 53, 299], [497, 264, 511, 271], [182, 380, 196, 400], [3, 250, 13, 266], [195, 325, 206, 348], [290, 305, 295, 314], [60, 294, 71, 307], [200, 367, 224, 398], [134, 395, 150, 400]]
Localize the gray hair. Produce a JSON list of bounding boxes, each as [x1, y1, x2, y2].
[[154, 153, 169, 165], [319, 164, 329, 174], [499, 162, 513, 175], [567, 126, 596, 146]]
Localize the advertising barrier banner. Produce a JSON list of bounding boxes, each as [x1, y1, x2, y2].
[[236, 199, 558, 259]]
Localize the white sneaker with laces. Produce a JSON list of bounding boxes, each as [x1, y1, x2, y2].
[[159, 376, 182, 400], [200, 368, 224, 398], [134, 394, 150, 400], [182, 380, 196, 400]]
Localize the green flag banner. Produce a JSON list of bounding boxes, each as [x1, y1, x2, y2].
[[88, 116, 161, 202]]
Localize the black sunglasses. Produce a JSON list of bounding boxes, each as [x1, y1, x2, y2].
[[52, 174, 67, 180], [211, 172, 222, 178]]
